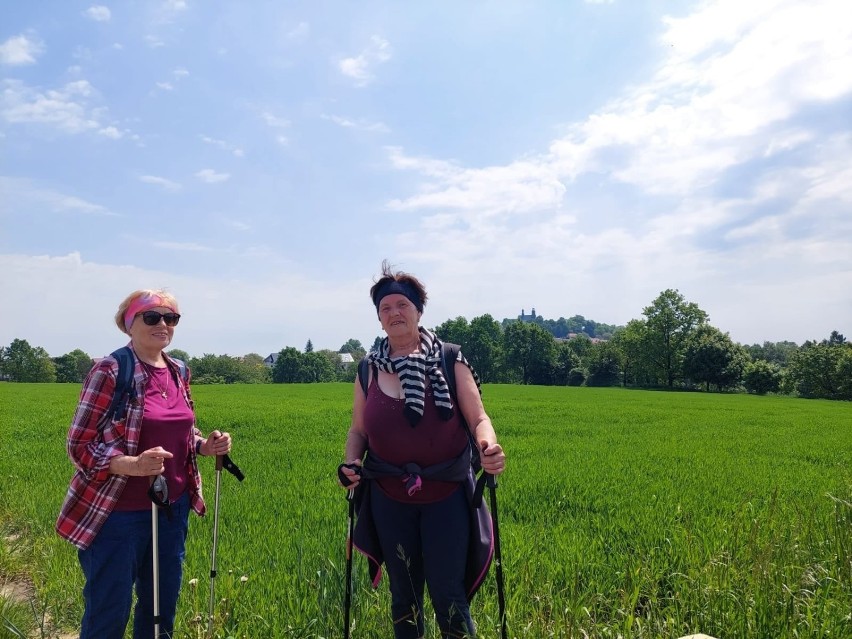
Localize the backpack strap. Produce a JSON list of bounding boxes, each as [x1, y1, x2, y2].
[[105, 346, 136, 422], [358, 357, 371, 397], [170, 357, 188, 384], [440, 342, 460, 402], [441, 342, 484, 474]]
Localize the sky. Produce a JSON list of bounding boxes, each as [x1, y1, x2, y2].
[[1, 0, 850, 359]]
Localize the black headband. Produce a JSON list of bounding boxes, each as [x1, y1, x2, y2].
[[373, 280, 423, 312]]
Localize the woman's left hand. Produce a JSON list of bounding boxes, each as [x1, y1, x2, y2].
[[479, 441, 505, 475], [202, 430, 232, 457]]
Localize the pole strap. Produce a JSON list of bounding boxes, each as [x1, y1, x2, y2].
[[222, 454, 245, 481]]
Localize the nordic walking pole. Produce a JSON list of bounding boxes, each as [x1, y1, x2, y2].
[[152, 499, 160, 639], [207, 454, 224, 638], [148, 474, 170, 639], [337, 462, 361, 639], [344, 489, 355, 639], [486, 473, 508, 639]]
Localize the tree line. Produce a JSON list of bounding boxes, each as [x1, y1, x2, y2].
[[1, 289, 849, 400]]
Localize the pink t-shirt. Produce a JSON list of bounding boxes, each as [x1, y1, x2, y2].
[[363, 371, 469, 503], [114, 365, 195, 511]]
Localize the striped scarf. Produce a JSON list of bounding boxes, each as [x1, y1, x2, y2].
[[367, 327, 467, 426]]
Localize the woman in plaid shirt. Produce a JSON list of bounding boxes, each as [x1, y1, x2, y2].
[[56, 289, 232, 639]]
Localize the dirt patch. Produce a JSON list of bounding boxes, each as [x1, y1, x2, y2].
[[1, 576, 76, 639]]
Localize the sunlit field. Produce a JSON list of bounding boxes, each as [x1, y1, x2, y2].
[[1, 383, 850, 638]]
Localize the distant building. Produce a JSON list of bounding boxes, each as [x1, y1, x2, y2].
[[264, 351, 355, 368], [519, 307, 537, 322], [263, 353, 279, 368]]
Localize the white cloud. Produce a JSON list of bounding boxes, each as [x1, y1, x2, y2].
[[1, 79, 101, 133], [83, 6, 111, 22], [200, 135, 244, 157], [139, 175, 181, 191], [322, 114, 390, 133], [153, 241, 211, 251], [145, 35, 166, 48], [0, 177, 117, 217], [0, 34, 44, 66], [195, 169, 231, 183], [0, 252, 373, 358], [156, 82, 174, 91], [387, 0, 852, 215], [286, 22, 310, 42], [98, 126, 123, 139], [385, 147, 565, 222], [173, 67, 189, 78], [338, 36, 391, 86], [261, 112, 290, 128]]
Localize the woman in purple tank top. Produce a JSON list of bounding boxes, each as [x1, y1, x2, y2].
[[340, 262, 506, 639], [56, 289, 233, 639]]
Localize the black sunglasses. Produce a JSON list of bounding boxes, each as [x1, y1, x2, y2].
[[139, 311, 181, 327]]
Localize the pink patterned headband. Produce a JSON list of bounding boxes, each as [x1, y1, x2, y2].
[[124, 294, 177, 331]]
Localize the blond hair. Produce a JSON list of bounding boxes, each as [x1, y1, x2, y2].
[[114, 289, 180, 334]]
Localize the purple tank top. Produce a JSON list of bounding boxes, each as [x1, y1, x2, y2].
[[115, 365, 195, 511], [363, 371, 469, 503]]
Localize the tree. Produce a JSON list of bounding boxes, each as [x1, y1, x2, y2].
[[240, 353, 271, 383], [642, 289, 708, 387], [272, 347, 305, 383], [168, 348, 191, 363], [304, 350, 338, 382], [502, 321, 555, 384], [610, 320, 647, 386], [683, 325, 747, 392], [464, 314, 503, 383], [744, 341, 799, 367], [565, 333, 593, 359], [53, 349, 93, 383], [371, 336, 383, 352], [784, 335, 852, 400], [433, 317, 471, 348], [743, 360, 782, 395], [339, 339, 366, 362], [527, 324, 557, 385], [0, 339, 56, 382], [552, 342, 580, 386], [304, 339, 314, 353], [585, 341, 621, 387], [188, 354, 244, 384]]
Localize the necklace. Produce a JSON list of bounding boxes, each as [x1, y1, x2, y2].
[[144, 362, 170, 399]]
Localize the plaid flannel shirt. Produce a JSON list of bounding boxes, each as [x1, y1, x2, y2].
[[55, 345, 206, 550]]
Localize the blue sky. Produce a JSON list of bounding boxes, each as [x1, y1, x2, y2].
[[1, 0, 850, 359]]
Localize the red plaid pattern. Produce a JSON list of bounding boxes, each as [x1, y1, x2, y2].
[[56, 346, 206, 549]]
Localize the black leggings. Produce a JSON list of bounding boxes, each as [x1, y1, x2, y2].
[[371, 486, 475, 638]]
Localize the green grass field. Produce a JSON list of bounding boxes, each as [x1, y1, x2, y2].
[[1, 383, 850, 638]]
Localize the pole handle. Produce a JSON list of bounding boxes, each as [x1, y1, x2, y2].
[[215, 454, 224, 471]]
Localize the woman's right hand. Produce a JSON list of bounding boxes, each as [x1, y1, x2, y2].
[[110, 447, 174, 477], [338, 459, 362, 489], [135, 447, 173, 476]]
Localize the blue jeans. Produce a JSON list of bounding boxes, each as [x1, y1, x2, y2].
[[372, 486, 475, 638], [78, 492, 190, 639]]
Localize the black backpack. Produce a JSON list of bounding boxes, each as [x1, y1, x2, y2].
[[104, 346, 187, 422]]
